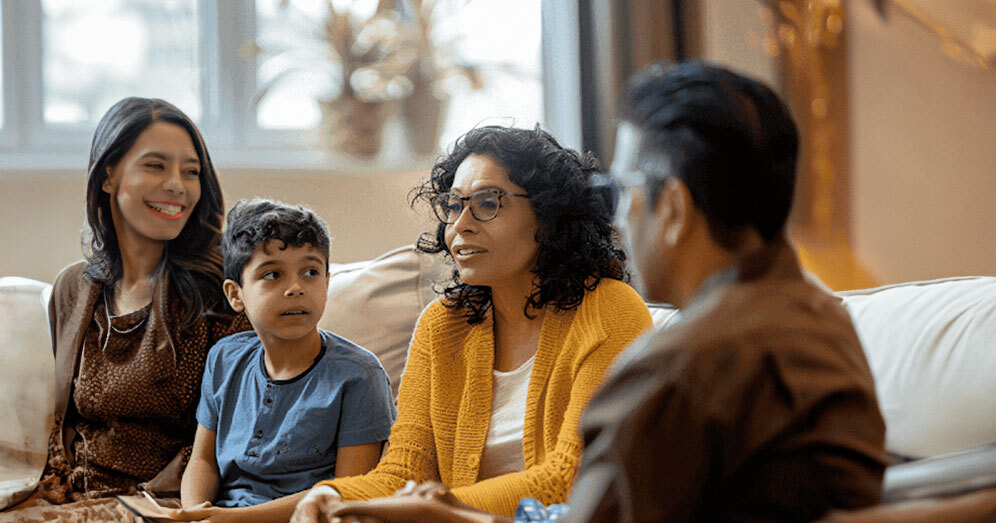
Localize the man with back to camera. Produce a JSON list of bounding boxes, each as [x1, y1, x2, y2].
[[568, 60, 887, 522]]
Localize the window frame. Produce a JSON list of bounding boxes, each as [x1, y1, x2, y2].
[[0, 1, 43, 152], [0, 2, 8, 148]]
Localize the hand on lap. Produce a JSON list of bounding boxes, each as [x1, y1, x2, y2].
[[327, 481, 499, 523]]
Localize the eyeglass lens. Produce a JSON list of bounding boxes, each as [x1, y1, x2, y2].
[[435, 190, 502, 223]]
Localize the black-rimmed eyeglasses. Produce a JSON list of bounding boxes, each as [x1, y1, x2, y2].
[[430, 188, 529, 224]]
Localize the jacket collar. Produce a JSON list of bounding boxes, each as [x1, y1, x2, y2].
[[688, 235, 801, 307]]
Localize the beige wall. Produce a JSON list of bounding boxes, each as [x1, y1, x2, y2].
[[699, 0, 780, 89], [0, 168, 434, 283], [697, 0, 995, 285], [846, 1, 996, 283]]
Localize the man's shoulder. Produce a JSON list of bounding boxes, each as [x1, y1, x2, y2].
[[641, 279, 869, 392], [616, 325, 715, 379], [685, 276, 851, 340]]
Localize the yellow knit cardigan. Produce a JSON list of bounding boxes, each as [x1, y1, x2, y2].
[[317, 278, 652, 516]]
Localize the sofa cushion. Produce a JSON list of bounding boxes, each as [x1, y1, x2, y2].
[[0, 277, 55, 509], [319, 246, 450, 397], [839, 277, 996, 458]]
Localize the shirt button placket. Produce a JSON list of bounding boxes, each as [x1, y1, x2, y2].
[[247, 387, 275, 459]]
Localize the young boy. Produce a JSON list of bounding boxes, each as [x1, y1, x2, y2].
[[177, 198, 395, 521]]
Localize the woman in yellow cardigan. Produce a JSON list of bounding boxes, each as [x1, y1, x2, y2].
[[293, 126, 652, 521]]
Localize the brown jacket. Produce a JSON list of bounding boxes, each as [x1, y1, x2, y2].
[[569, 240, 887, 522]]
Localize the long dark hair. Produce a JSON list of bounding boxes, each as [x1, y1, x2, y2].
[[82, 97, 228, 331], [413, 125, 628, 324]]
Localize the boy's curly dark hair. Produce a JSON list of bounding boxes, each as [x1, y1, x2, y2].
[[222, 198, 331, 284], [413, 125, 628, 324]]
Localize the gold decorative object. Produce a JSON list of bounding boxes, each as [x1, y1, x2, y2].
[[756, 0, 845, 242], [751, 0, 994, 242]]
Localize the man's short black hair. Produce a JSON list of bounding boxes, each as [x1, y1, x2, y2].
[[222, 198, 331, 284], [621, 60, 799, 248]]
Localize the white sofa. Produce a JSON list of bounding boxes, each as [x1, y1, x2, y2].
[[2, 246, 995, 505]]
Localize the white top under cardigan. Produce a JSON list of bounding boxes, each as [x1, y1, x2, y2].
[[476, 353, 536, 480]]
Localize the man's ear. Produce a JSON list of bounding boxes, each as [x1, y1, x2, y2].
[[655, 179, 694, 248], [223, 279, 245, 312]]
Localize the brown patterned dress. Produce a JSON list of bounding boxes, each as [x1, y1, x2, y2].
[[39, 261, 250, 503]]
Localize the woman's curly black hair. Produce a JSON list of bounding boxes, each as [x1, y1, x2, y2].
[[412, 125, 628, 324]]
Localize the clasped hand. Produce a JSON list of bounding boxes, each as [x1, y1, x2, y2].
[[290, 481, 500, 523]]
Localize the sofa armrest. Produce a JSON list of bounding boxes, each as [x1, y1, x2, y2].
[[884, 442, 996, 503], [0, 276, 55, 509], [820, 487, 996, 522]]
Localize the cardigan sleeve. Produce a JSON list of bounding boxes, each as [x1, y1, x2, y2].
[[48, 270, 64, 357], [316, 303, 442, 499], [450, 289, 652, 516]]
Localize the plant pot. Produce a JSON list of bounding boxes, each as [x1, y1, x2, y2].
[[401, 73, 446, 155], [318, 95, 390, 158]]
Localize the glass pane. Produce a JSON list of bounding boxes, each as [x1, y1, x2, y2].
[[433, 0, 544, 149], [42, 0, 201, 127], [254, 0, 346, 130], [254, 0, 544, 153]]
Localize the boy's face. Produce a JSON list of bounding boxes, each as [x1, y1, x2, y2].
[[224, 239, 329, 345]]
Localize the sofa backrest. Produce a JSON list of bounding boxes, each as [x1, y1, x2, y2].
[[319, 246, 680, 398], [319, 246, 450, 397], [320, 247, 996, 459], [5, 249, 993, 468], [839, 277, 996, 459]]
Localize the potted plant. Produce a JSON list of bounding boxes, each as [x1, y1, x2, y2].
[[250, 0, 483, 158]]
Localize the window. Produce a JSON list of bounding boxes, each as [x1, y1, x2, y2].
[[432, 0, 544, 149], [254, 0, 334, 131], [251, 0, 542, 153], [41, 0, 201, 127], [0, 1, 546, 170]]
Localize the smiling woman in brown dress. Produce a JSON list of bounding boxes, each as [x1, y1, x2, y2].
[[15, 98, 249, 517]]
